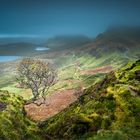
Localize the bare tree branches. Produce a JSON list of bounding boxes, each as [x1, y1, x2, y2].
[[17, 58, 57, 104]]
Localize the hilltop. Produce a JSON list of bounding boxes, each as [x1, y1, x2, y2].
[[74, 27, 140, 58]]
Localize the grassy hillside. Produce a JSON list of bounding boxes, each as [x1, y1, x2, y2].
[[0, 51, 135, 100], [0, 53, 119, 99], [0, 28, 140, 139], [0, 90, 44, 140], [1, 28, 140, 98], [40, 60, 140, 140], [0, 61, 32, 99], [0, 59, 140, 140]]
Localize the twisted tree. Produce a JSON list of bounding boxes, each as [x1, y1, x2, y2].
[[17, 58, 57, 104]]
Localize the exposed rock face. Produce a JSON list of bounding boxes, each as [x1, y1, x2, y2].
[[135, 70, 140, 80], [0, 102, 7, 111]]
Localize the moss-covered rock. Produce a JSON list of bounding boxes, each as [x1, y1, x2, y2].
[[0, 90, 43, 140]]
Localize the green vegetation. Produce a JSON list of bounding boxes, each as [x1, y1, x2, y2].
[[46, 54, 115, 93], [0, 52, 131, 98], [49, 53, 127, 92], [0, 75, 32, 100], [17, 58, 57, 103], [0, 90, 44, 140], [0, 27, 140, 140], [40, 60, 140, 140], [0, 53, 134, 106], [0, 55, 140, 140], [0, 28, 140, 139]]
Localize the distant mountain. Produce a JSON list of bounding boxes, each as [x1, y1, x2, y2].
[[34, 28, 140, 60], [45, 35, 92, 50], [0, 42, 37, 56], [0, 35, 92, 56], [96, 26, 140, 44], [0, 27, 140, 59], [75, 27, 140, 58]]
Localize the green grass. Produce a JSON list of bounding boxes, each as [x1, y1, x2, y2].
[[0, 90, 44, 140], [40, 60, 140, 140], [1, 85, 32, 100], [0, 53, 127, 99], [0, 75, 15, 88], [0, 77, 32, 100], [0, 55, 140, 139]]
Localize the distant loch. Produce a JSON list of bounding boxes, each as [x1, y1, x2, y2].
[[0, 46, 50, 62], [35, 47, 50, 51], [0, 56, 20, 62]]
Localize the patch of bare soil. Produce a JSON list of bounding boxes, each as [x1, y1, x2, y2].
[[24, 90, 77, 121], [81, 65, 113, 75]]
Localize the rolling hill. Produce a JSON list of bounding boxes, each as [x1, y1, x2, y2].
[[0, 60, 140, 140], [39, 60, 140, 140]]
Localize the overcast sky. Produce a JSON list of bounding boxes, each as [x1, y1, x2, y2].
[[0, 0, 140, 38]]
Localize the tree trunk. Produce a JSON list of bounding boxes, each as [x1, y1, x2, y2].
[[32, 91, 39, 101], [42, 92, 47, 104]]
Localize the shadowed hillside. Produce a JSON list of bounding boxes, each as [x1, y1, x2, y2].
[[74, 27, 140, 60]]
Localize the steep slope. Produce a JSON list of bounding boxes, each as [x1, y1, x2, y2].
[[40, 60, 140, 140], [75, 27, 140, 60], [0, 58, 140, 140], [0, 90, 44, 140]]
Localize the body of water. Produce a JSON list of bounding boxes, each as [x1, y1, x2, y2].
[[35, 47, 50, 51], [0, 56, 20, 62], [0, 47, 50, 62]]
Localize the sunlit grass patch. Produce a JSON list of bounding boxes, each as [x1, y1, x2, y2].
[[1, 84, 32, 100]]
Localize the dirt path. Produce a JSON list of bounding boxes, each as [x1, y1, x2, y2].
[[80, 65, 113, 75], [24, 90, 77, 121]]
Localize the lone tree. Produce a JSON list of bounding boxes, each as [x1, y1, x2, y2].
[[17, 58, 57, 103]]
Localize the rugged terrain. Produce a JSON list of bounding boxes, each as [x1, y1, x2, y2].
[[0, 60, 140, 140], [0, 28, 140, 139], [39, 60, 140, 140]]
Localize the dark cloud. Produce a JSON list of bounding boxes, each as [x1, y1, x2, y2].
[[0, 0, 140, 37]]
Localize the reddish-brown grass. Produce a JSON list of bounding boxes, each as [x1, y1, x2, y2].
[[81, 65, 113, 75], [24, 90, 77, 121]]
